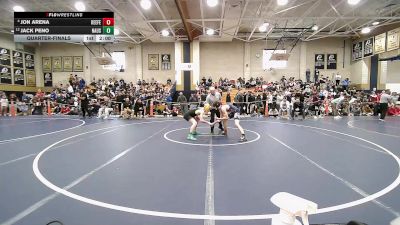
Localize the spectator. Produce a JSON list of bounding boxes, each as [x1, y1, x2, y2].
[[379, 89, 393, 121], [226, 90, 231, 103], [1, 94, 9, 116], [177, 92, 188, 114]]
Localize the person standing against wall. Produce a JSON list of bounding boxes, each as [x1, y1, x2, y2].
[[80, 89, 91, 118], [0, 93, 8, 116], [379, 90, 393, 121], [306, 69, 311, 83], [314, 69, 320, 83], [335, 73, 342, 86], [226, 90, 231, 103], [177, 92, 188, 114]]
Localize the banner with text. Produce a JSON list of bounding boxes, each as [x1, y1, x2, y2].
[[363, 37, 374, 57], [387, 28, 400, 51], [25, 53, 34, 70], [13, 68, 25, 85], [0, 48, 11, 67], [314, 54, 325, 69], [26, 69, 36, 86], [0, 65, 12, 84], [12, 51, 24, 69], [352, 42, 363, 61], [44, 72, 53, 87], [327, 54, 337, 70], [374, 33, 386, 54]]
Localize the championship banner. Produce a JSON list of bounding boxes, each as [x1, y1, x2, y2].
[[374, 33, 386, 54], [63, 56, 73, 72], [26, 69, 36, 87], [314, 54, 325, 69], [13, 68, 25, 85], [352, 42, 363, 61], [387, 28, 400, 51], [25, 54, 34, 70], [148, 54, 159, 70], [0, 65, 12, 84], [12, 51, 24, 68], [363, 38, 374, 57], [161, 54, 171, 70], [52, 56, 62, 72], [0, 48, 11, 66], [42, 57, 51, 72], [44, 72, 53, 87], [327, 54, 337, 70], [73, 56, 83, 72]]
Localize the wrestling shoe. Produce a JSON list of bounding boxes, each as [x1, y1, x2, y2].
[[187, 134, 197, 141], [239, 135, 247, 142]]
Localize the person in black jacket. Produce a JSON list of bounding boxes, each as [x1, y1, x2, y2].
[[134, 99, 145, 118], [291, 92, 305, 119], [226, 90, 231, 103], [80, 89, 91, 118]]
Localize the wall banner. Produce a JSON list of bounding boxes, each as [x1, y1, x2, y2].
[[314, 53, 325, 69], [327, 53, 337, 70], [363, 37, 374, 57]]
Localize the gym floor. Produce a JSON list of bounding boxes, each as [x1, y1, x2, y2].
[[0, 116, 399, 225]]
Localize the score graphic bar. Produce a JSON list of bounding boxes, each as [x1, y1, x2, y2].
[[14, 12, 115, 43]]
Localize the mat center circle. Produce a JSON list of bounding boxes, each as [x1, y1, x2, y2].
[[163, 126, 261, 146]]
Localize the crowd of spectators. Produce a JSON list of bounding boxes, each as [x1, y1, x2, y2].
[[0, 73, 399, 120]]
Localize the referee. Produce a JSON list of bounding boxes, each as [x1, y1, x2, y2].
[[206, 87, 224, 134], [379, 89, 392, 121], [80, 89, 91, 118]]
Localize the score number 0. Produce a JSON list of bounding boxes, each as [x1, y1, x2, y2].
[[102, 18, 114, 26]]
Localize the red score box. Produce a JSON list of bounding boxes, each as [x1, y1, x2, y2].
[[102, 18, 114, 26]]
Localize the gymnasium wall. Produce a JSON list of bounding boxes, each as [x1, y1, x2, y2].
[[305, 38, 352, 80], [200, 41, 244, 79], [380, 49, 400, 84], [200, 38, 352, 82], [141, 41, 175, 82], [0, 33, 364, 88], [37, 43, 86, 86], [88, 42, 138, 83], [0, 33, 15, 50], [249, 40, 301, 81], [0, 33, 43, 87]]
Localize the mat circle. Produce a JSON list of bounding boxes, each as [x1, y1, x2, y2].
[[163, 127, 261, 146], [32, 120, 400, 221]]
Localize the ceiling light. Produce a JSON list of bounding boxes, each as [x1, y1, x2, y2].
[[140, 0, 151, 10], [11, 30, 14, 33], [207, 0, 218, 7], [347, 0, 361, 5], [161, 30, 169, 37], [13, 5, 25, 12], [312, 24, 319, 31], [74, 2, 85, 11], [206, 29, 214, 36], [277, 0, 288, 6], [259, 26, 267, 32], [259, 23, 269, 32], [372, 21, 379, 26], [114, 28, 120, 35], [361, 27, 371, 34]]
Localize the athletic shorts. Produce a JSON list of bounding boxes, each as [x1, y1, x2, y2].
[[183, 113, 193, 121]]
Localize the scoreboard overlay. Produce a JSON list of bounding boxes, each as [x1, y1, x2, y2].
[[14, 12, 114, 43]]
